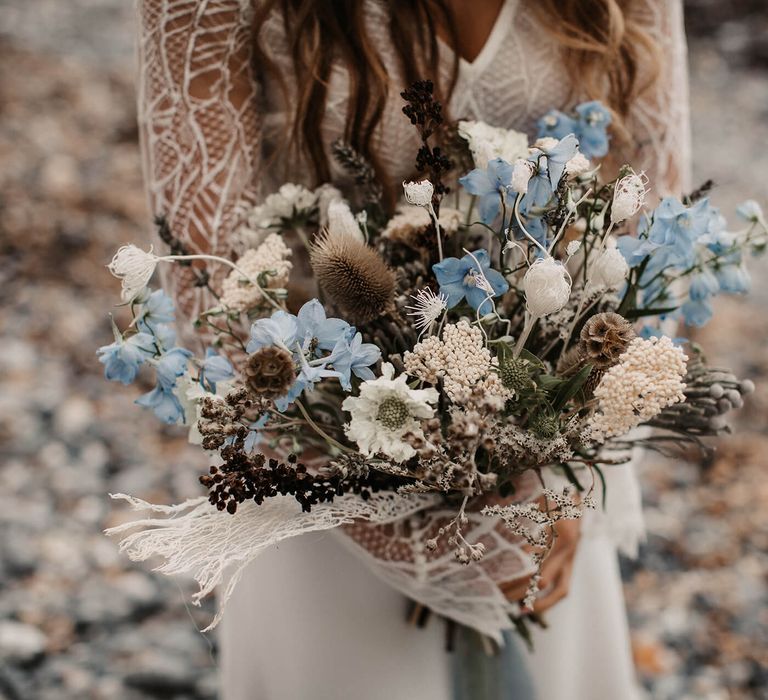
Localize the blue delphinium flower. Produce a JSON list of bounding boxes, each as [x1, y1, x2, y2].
[[135, 289, 175, 334], [573, 101, 612, 158], [200, 349, 234, 392], [295, 299, 352, 353], [154, 347, 193, 390], [459, 158, 513, 224], [97, 331, 156, 385], [713, 253, 751, 293], [433, 249, 509, 315], [689, 268, 720, 301], [537, 101, 612, 159], [247, 311, 299, 353], [136, 385, 186, 424], [329, 332, 381, 390], [536, 110, 578, 142], [247, 300, 351, 356], [521, 135, 579, 212], [618, 197, 714, 268], [680, 297, 714, 327]]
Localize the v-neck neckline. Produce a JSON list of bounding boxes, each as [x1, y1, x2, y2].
[[453, 0, 517, 74]]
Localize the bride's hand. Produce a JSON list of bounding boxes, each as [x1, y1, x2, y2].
[[499, 515, 581, 613]]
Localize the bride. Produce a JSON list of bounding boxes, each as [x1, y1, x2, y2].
[[135, 1, 690, 697]]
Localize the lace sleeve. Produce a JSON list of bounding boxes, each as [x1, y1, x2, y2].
[[623, 0, 691, 198], [137, 0, 261, 327]]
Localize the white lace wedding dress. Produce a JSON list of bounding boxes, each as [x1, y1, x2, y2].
[[135, 1, 691, 697]]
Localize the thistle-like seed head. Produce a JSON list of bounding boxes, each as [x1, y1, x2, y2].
[[310, 229, 396, 324]]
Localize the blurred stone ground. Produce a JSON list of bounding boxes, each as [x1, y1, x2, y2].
[[0, 2, 766, 699]]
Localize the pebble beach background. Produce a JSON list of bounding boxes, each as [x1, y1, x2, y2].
[[0, 2, 766, 698]]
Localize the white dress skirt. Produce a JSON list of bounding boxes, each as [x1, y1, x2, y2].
[[219, 464, 644, 700]]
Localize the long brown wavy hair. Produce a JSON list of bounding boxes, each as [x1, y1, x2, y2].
[[252, 0, 659, 187]]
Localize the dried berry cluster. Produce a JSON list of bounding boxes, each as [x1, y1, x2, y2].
[[200, 448, 407, 515], [400, 80, 454, 197]]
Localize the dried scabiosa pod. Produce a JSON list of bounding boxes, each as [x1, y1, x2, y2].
[[578, 312, 635, 370], [310, 229, 396, 324], [244, 347, 295, 399]]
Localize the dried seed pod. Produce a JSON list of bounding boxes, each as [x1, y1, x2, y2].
[[244, 347, 295, 399], [579, 312, 635, 370], [310, 229, 396, 324]]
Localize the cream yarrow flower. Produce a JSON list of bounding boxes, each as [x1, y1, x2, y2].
[[220, 234, 292, 312], [588, 335, 688, 442], [342, 363, 438, 463], [404, 321, 512, 405]]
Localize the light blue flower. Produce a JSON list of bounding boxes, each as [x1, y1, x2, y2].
[[714, 256, 751, 294], [736, 199, 764, 224], [154, 347, 193, 391], [573, 101, 612, 158], [135, 289, 175, 334], [247, 311, 299, 353], [680, 297, 713, 327], [522, 135, 579, 213], [329, 332, 381, 390], [97, 331, 156, 385], [689, 268, 720, 300], [537, 102, 612, 158], [295, 299, 351, 353], [432, 249, 509, 315], [536, 110, 577, 142], [459, 158, 513, 224], [618, 198, 714, 269], [136, 385, 185, 424], [200, 349, 234, 392]]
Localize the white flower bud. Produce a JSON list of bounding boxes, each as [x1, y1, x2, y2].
[[590, 238, 629, 288], [107, 244, 160, 302], [566, 240, 582, 257], [403, 180, 434, 207], [511, 159, 535, 194], [611, 171, 648, 224], [327, 199, 364, 242], [565, 152, 591, 177], [523, 257, 572, 318]]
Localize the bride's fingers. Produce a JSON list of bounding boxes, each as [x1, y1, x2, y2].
[[533, 556, 575, 613]]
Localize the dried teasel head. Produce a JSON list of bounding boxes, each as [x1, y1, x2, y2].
[[244, 347, 295, 399], [579, 312, 635, 370], [310, 229, 396, 324]]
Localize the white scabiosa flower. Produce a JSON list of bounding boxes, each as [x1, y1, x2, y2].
[[522, 257, 572, 318], [327, 199, 364, 242], [590, 237, 629, 289], [406, 287, 448, 333], [108, 244, 161, 302], [611, 171, 648, 224], [342, 363, 438, 463], [511, 159, 536, 194], [403, 179, 435, 207]]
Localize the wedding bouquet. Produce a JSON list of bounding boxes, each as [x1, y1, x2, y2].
[[102, 81, 762, 641]]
